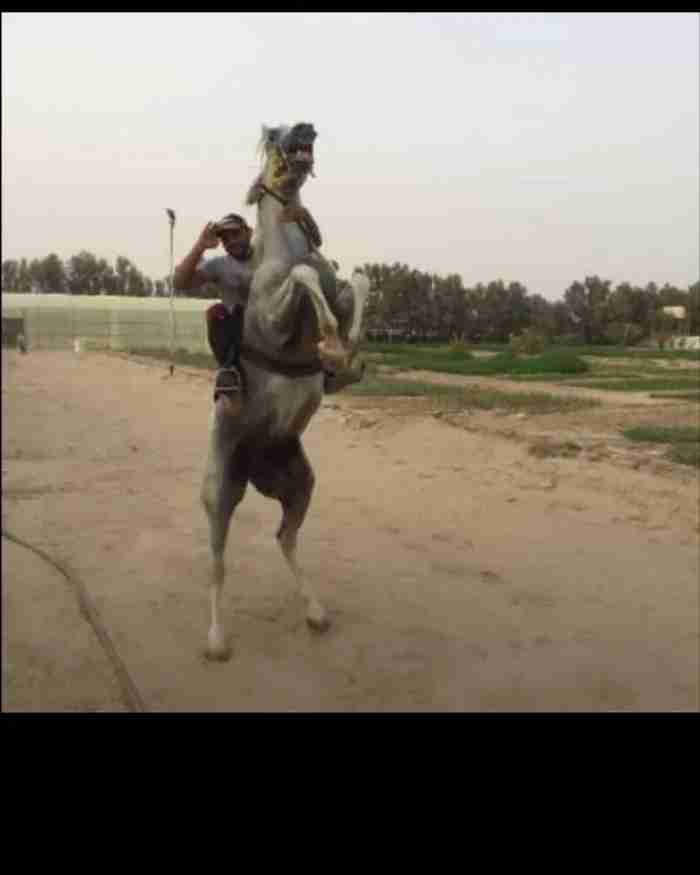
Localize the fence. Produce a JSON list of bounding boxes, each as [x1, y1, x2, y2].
[[2, 316, 25, 348], [1, 295, 213, 355], [670, 335, 700, 351]]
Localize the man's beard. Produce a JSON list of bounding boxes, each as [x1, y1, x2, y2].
[[227, 243, 252, 261]]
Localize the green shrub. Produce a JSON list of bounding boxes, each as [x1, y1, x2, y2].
[[622, 425, 700, 444], [553, 334, 585, 346], [448, 336, 472, 357], [509, 329, 547, 356], [509, 350, 588, 375], [604, 323, 645, 347]]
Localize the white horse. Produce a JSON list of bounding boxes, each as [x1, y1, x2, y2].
[[201, 122, 369, 660]]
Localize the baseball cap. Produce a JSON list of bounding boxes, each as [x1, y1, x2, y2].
[[214, 213, 250, 234]]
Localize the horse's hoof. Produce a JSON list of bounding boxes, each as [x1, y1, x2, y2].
[[306, 613, 331, 634], [206, 628, 232, 661], [205, 645, 232, 662]]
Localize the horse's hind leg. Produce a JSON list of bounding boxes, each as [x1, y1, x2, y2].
[[200, 422, 248, 660], [250, 439, 329, 632]]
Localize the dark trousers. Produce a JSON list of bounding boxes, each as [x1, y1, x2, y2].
[[206, 303, 244, 368]]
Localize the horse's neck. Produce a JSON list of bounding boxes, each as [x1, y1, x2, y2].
[[257, 194, 309, 265]]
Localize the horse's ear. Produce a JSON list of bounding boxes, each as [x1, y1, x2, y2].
[[257, 125, 279, 159], [262, 125, 279, 145]]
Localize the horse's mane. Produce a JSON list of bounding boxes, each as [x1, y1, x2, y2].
[[245, 124, 292, 205], [245, 174, 264, 206]]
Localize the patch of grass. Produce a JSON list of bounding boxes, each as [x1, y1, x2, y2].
[[349, 370, 599, 415], [347, 376, 464, 399], [569, 377, 699, 392], [501, 374, 571, 383], [578, 347, 700, 362], [460, 387, 598, 415], [621, 425, 700, 444], [364, 341, 700, 363], [622, 424, 700, 469], [508, 350, 589, 375], [366, 345, 589, 378], [667, 443, 700, 468], [649, 391, 700, 401]]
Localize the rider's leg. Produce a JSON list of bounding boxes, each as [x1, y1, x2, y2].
[[206, 303, 244, 412]]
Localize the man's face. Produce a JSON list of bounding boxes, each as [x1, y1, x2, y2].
[[219, 224, 252, 259]]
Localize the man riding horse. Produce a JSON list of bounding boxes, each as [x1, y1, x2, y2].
[[174, 207, 362, 417], [190, 121, 369, 659]]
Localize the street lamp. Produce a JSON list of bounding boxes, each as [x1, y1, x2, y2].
[[166, 208, 176, 375]]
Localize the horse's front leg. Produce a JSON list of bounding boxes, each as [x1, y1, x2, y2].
[[286, 264, 347, 369], [331, 269, 370, 360], [254, 261, 348, 369]]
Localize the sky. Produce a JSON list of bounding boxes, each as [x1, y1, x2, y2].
[[2, 11, 699, 300]]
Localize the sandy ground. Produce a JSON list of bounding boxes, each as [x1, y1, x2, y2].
[[2, 349, 698, 712]]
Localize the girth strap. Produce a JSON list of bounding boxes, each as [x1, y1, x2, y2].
[[239, 343, 324, 378]]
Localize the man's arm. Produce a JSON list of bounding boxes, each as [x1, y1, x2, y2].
[[173, 222, 220, 291]]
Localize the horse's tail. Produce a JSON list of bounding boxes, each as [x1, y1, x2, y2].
[[347, 270, 370, 350]]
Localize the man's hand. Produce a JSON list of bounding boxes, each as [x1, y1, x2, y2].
[[174, 223, 219, 291], [198, 222, 220, 250]]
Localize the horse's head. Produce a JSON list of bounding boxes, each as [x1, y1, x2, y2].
[[246, 122, 317, 204]]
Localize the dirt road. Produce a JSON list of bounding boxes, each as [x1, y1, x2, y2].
[[2, 350, 698, 712]]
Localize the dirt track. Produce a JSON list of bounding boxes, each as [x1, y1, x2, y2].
[[2, 350, 698, 712]]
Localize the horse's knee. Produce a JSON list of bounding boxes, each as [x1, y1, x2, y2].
[[200, 476, 219, 516]]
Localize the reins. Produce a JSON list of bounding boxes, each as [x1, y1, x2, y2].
[[259, 184, 322, 250], [241, 168, 325, 380]]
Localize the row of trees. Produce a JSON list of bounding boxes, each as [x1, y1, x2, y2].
[[1, 253, 171, 298], [3, 253, 698, 344], [359, 263, 700, 344]]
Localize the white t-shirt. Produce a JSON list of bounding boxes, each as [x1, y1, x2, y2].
[[198, 254, 254, 312]]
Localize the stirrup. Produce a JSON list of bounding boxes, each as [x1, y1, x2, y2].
[[214, 367, 242, 401]]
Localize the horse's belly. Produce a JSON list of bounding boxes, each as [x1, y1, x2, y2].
[[264, 376, 323, 437]]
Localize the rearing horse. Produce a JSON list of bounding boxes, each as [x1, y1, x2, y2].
[[201, 122, 369, 660]]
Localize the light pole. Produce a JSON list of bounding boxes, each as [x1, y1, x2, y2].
[[166, 208, 176, 375]]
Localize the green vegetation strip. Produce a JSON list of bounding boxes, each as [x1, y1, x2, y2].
[[569, 377, 699, 392], [621, 424, 700, 469], [649, 392, 700, 401], [364, 342, 700, 362], [667, 444, 700, 468], [368, 347, 590, 377], [348, 372, 598, 414], [621, 425, 700, 444]]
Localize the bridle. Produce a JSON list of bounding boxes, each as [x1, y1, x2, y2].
[[237, 137, 326, 378]]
